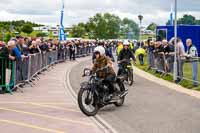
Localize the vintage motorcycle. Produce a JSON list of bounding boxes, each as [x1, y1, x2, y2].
[[78, 66, 128, 116]]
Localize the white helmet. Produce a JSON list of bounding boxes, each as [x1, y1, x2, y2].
[[123, 40, 130, 46], [94, 46, 105, 56]]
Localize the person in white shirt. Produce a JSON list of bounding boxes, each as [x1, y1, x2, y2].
[[186, 39, 198, 87]]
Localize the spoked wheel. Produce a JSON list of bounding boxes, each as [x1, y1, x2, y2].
[[127, 70, 134, 86], [78, 88, 99, 116]]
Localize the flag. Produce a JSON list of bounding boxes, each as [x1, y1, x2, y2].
[[59, 0, 67, 41]]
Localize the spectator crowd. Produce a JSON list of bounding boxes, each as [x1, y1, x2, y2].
[[0, 36, 119, 94], [0, 35, 199, 94], [137, 37, 199, 87]]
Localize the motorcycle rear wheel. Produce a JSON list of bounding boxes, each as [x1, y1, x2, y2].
[[127, 70, 133, 86]]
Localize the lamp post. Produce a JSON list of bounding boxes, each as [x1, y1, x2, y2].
[[173, 0, 178, 81], [138, 15, 143, 46]]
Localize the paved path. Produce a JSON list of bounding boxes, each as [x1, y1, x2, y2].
[[0, 59, 103, 133], [70, 58, 200, 133]]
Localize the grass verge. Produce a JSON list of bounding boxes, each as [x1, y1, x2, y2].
[[134, 56, 200, 90]]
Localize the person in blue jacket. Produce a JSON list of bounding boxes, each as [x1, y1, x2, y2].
[[8, 40, 22, 61]]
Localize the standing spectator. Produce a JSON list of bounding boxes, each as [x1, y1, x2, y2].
[[153, 41, 164, 72], [69, 42, 76, 61], [186, 39, 198, 87], [116, 40, 123, 56], [175, 38, 186, 83], [22, 38, 30, 56], [0, 41, 9, 93], [7, 40, 22, 89], [58, 41, 65, 61], [8, 41, 22, 61], [147, 40, 155, 69], [29, 41, 40, 54], [39, 41, 49, 52], [35, 39, 42, 53], [168, 38, 176, 72], [14, 36, 25, 84], [162, 39, 170, 73], [24, 37, 32, 47], [135, 46, 146, 65], [104, 42, 115, 62], [16, 35, 25, 54]]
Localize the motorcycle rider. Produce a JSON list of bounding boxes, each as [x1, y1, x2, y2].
[[117, 40, 136, 76], [92, 41, 115, 63], [92, 46, 116, 99]]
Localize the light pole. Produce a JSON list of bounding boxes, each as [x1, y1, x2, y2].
[[138, 15, 143, 46], [173, 0, 178, 81]]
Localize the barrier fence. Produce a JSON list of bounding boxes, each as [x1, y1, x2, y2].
[[0, 46, 95, 94], [147, 52, 200, 86]]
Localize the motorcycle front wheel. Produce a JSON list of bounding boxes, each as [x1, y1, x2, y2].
[[127, 70, 134, 86], [78, 88, 99, 116]]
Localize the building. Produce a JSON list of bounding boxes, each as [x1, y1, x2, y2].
[[33, 25, 72, 37]]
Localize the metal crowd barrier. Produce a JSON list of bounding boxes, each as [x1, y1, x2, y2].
[[76, 45, 94, 58], [147, 52, 200, 86], [0, 46, 95, 94], [0, 57, 15, 94]]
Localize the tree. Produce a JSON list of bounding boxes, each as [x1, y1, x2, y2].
[[178, 14, 196, 25], [147, 23, 157, 31], [70, 23, 87, 38], [166, 14, 200, 25], [5, 32, 12, 42], [120, 18, 139, 39], [69, 13, 139, 39], [36, 32, 47, 37], [21, 24, 33, 34], [195, 20, 200, 25], [87, 13, 121, 39]]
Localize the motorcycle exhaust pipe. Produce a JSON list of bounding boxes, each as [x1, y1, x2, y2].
[[120, 91, 128, 98]]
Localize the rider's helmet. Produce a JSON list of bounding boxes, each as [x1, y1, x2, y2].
[[123, 40, 130, 46], [94, 46, 105, 56]]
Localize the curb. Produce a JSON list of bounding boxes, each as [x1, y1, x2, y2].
[[63, 57, 119, 133], [133, 65, 200, 99]]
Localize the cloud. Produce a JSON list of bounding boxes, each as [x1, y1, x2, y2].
[[0, 0, 199, 26]]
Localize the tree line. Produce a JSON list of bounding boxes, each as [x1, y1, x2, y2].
[[70, 13, 140, 39], [147, 14, 200, 31], [0, 14, 200, 41], [0, 20, 43, 42]]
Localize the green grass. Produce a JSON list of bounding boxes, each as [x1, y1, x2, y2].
[[135, 56, 200, 90], [183, 62, 200, 80]]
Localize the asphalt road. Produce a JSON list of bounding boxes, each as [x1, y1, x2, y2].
[[69, 58, 200, 133]]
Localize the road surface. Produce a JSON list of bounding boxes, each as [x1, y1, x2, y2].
[[70, 58, 200, 133]]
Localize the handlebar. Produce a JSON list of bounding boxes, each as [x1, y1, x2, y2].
[[82, 65, 109, 77]]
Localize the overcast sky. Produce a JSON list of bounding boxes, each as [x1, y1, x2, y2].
[[0, 0, 200, 27]]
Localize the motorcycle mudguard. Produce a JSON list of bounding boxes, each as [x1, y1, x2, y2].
[[80, 82, 89, 89], [80, 83, 99, 97]]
